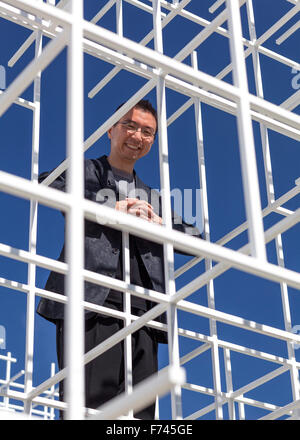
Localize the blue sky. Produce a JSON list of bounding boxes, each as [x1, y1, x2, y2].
[[0, 0, 300, 420]]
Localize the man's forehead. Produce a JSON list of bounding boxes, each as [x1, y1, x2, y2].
[[120, 107, 156, 126]]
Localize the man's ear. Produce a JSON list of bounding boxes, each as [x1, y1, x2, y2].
[[107, 128, 112, 139]]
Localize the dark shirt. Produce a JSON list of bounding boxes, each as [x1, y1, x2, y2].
[[105, 167, 152, 311]]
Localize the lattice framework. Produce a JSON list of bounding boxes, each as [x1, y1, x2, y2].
[[0, 0, 299, 420]]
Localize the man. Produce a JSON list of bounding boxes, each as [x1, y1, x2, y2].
[[37, 99, 201, 419]]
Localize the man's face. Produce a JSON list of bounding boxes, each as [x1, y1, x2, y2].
[[108, 107, 157, 168]]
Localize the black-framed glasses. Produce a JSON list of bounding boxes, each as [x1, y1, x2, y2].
[[118, 121, 156, 139]]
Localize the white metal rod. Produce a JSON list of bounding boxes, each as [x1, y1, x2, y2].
[[209, 0, 226, 13], [91, 0, 116, 24], [3, 352, 12, 408], [116, 0, 134, 417], [24, 23, 43, 415], [224, 349, 235, 419], [8, 32, 36, 67], [125, 0, 167, 16], [226, 0, 266, 260], [153, 0, 182, 419], [64, 0, 85, 420], [2, 0, 73, 26]]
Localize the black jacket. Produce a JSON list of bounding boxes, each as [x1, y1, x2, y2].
[[36, 155, 201, 342]]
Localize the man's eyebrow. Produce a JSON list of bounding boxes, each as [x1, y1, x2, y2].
[[121, 119, 136, 124], [121, 119, 154, 129]]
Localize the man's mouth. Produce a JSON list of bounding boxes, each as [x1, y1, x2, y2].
[[125, 143, 140, 151]]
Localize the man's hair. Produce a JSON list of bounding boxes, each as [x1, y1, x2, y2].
[[115, 99, 158, 133]]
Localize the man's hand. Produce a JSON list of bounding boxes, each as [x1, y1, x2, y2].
[[116, 198, 162, 225]]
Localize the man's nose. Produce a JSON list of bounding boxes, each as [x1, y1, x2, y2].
[[130, 128, 143, 140]]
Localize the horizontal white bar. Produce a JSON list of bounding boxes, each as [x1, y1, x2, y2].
[[0, 90, 35, 111], [1, 169, 300, 295], [2, 0, 73, 26], [0, 354, 16, 363]]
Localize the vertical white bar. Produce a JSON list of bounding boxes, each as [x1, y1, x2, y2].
[[122, 231, 133, 418], [49, 362, 56, 420], [65, 0, 85, 420], [153, 0, 182, 420], [192, 51, 223, 420], [122, 231, 133, 412], [116, 0, 123, 36], [238, 400, 245, 420], [24, 24, 43, 416], [226, 0, 266, 260], [115, 0, 134, 418], [223, 348, 235, 419], [3, 352, 12, 409]]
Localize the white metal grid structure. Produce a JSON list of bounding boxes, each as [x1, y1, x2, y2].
[[0, 0, 300, 420]]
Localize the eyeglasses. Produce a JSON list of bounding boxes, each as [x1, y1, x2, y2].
[[118, 121, 156, 139]]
